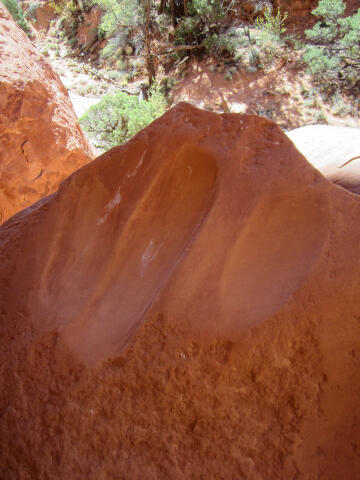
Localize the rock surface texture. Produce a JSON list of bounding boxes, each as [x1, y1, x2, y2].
[[0, 4, 93, 223], [1, 104, 360, 479], [274, 0, 359, 31], [288, 125, 360, 195]]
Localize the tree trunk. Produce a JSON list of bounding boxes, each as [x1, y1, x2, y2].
[[144, 0, 156, 85], [158, 0, 167, 14], [184, 0, 189, 16], [170, 0, 177, 26]]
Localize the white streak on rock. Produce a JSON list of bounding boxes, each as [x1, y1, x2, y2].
[[97, 189, 121, 225], [127, 150, 146, 178], [140, 240, 162, 277]]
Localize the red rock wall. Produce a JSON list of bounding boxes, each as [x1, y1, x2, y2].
[[0, 104, 360, 478], [0, 4, 93, 224], [32, 1, 55, 31], [77, 6, 102, 46], [276, 0, 317, 16], [276, 0, 359, 31]]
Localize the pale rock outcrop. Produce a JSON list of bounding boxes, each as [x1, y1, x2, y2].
[[288, 125, 360, 195], [0, 4, 93, 223], [1, 104, 360, 479]]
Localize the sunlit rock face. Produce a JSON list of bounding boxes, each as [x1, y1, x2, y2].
[[288, 125, 360, 195], [0, 4, 93, 224], [1, 103, 360, 479]]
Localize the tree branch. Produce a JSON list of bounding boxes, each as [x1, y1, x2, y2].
[[158, 43, 205, 55]]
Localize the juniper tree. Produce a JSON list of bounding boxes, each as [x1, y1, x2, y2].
[[303, 0, 360, 90], [92, 0, 156, 85]]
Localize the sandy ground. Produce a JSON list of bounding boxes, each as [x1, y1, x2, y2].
[[172, 58, 360, 131]]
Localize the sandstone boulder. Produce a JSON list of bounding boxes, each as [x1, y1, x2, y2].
[[1, 104, 360, 479], [29, 0, 55, 32], [0, 4, 93, 223], [288, 125, 360, 195]]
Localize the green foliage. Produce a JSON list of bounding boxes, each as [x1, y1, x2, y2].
[[79, 83, 167, 151], [331, 91, 352, 116], [48, 0, 75, 15], [174, 16, 200, 45], [203, 32, 237, 58], [48, 0, 96, 30], [173, 3, 291, 66], [224, 70, 233, 81], [91, 0, 144, 37], [305, 21, 337, 43], [247, 46, 260, 69], [175, 0, 227, 51], [90, 0, 155, 83], [254, 7, 288, 65], [254, 6, 288, 38], [304, 0, 360, 91], [303, 46, 340, 80], [304, 0, 345, 43], [188, 0, 225, 23], [48, 0, 93, 14], [313, 109, 328, 123], [100, 30, 130, 59], [1, 0, 30, 34], [311, 0, 345, 22], [339, 9, 360, 60]]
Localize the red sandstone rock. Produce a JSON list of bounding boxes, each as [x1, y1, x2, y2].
[[77, 6, 102, 46], [275, 0, 359, 32], [1, 104, 360, 479], [30, 0, 55, 31], [276, 0, 317, 17], [0, 4, 93, 223]]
